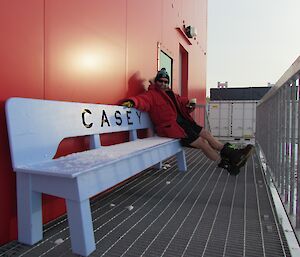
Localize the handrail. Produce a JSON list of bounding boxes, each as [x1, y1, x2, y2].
[[193, 104, 211, 132], [258, 56, 300, 105], [256, 55, 300, 242]]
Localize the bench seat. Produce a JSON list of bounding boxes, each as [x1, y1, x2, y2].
[[17, 137, 177, 178]]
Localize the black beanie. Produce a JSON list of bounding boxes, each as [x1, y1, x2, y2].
[[155, 68, 170, 83]]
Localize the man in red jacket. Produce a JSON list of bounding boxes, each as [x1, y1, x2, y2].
[[122, 68, 253, 175]]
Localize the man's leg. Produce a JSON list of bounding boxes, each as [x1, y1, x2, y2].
[[199, 129, 253, 164], [199, 129, 224, 151], [190, 136, 220, 161]]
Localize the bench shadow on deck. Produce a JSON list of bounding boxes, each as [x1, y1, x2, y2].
[[0, 147, 291, 257]]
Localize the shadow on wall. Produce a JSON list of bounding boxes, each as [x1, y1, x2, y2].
[[126, 71, 150, 139], [126, 71, 147, 98]]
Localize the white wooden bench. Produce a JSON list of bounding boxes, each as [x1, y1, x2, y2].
[[5, 97, 187, 256]]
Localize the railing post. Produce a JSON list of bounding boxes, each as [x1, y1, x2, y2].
[[285, 83, 291, 203], [271, 99, 276, 179], [290, 80, 297, 215], [195, 104, 211, 132], [296, 75, 300, 228], [276, 92, 281, 185], [281, 86, 286, 197], [268, 101, 273, 177], [279, 88, 284, 195]]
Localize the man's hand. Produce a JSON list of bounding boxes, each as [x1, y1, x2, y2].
[[186, 98, 197, 108], [149, 78, 155, 85], [122, 100, 134, 108]]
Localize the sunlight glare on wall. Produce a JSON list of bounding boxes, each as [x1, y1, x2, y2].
[[66, 46, 108, 76], [80, 53, 100, 71], [73, 50, 102, 74]]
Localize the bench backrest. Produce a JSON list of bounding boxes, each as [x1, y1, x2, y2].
[[5, 97, 152, 169]]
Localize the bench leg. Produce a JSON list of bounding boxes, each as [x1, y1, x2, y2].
[[66, 199, 96, 256], [176, 150, 187, 172], [16, 173, 43, 244], [153, 161, 162, 169]]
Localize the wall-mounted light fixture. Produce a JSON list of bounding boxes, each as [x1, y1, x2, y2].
[[185, 26, 197, 38]]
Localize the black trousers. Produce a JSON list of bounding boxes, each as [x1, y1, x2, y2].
[[178, 119, 203, 146]]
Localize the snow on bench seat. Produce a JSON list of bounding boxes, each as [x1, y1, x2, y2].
[[18, 137, 175, 177]]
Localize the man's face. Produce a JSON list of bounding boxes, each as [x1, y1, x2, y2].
[[157, 78, 170, 91]]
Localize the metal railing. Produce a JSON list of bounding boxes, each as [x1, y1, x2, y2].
[[256, 56, 300, 235], [193, 104, 211, 132]]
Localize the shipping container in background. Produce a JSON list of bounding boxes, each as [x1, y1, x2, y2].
[[210, 86, 272, 101], [208, 100, 257, 143]]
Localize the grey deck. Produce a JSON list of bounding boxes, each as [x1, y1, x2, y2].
[[0, 147, 291, 257]]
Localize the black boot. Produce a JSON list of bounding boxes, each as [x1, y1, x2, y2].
[[220, 143, 254, 167], [218, 143, 232, 169], [218, 143, 254, 175], [220, 143, 235, 159], [218, 156, 240, 176]]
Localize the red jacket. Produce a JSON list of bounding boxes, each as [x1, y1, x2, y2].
[[128, 83, 196, 138]]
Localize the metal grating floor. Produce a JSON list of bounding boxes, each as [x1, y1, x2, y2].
[[0, 147, 291, 257]]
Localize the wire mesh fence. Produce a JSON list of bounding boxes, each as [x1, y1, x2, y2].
[[256, 56, 300, 234]]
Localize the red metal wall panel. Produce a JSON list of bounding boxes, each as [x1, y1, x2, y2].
[[126, 0, 162, 96], [0, 0, 44, 244], [0, 0, 207, 245], [45, 0, 127, 104]]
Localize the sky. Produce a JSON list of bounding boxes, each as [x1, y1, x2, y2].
[[207, 0, 300, 97]]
